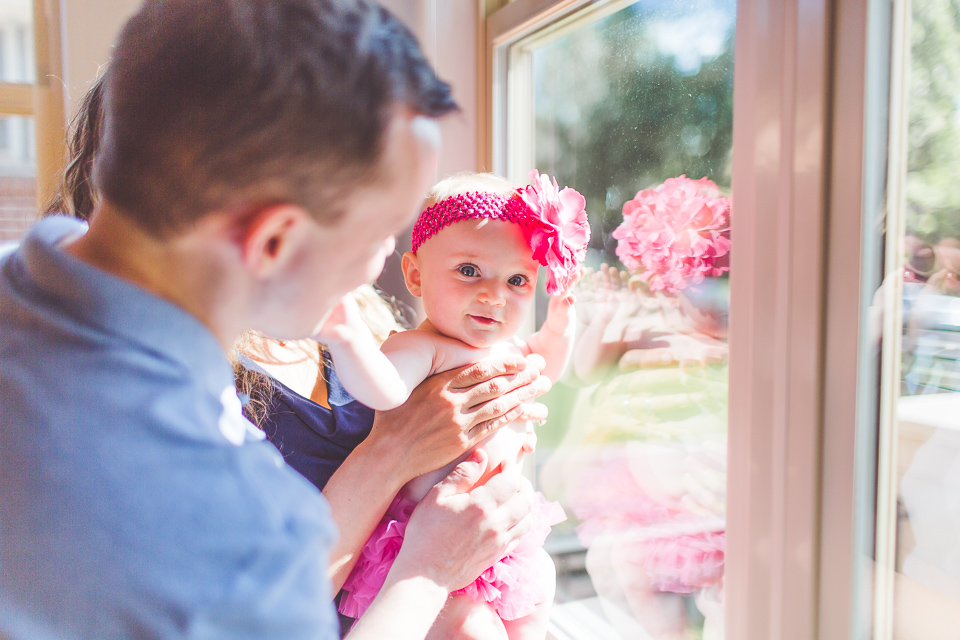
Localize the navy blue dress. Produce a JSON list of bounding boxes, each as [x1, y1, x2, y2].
[[257, 362, 375, 491]]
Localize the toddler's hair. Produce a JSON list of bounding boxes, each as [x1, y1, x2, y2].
[[424, 172, 517, 209]]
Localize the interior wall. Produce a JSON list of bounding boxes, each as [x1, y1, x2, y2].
[[60, 0, 479, 171], [60, 0, 139, 120], [379, 0, 478, 178], [365, 0, 481, 320]]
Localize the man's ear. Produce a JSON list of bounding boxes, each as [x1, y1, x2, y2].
[[239, 204, 309, 278], [400, 251, 423, 297]]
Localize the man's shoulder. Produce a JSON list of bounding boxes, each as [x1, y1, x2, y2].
[[0, 336, 339, 639], [0, 224, 339, 639]]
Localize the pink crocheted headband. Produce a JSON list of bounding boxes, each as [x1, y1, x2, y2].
[[412, 191, 539, 254], [411, 171, 592, 295]]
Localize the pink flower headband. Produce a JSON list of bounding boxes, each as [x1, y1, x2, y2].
[[613, 175, 731, 294], [412, 170, 591, 294]]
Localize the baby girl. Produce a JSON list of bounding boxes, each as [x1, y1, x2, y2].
[[318, 171, 590, 639]]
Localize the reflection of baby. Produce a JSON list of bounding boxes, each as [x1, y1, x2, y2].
[[572, 264, 728, 384], [319, 171, 590, 639], [542, 265, 729, 640]]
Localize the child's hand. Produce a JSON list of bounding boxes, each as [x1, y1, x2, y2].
[[314, 293, 367, 346], [543, 269, 582, 337]]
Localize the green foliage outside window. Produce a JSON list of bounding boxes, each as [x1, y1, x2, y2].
[[907, 0, 960, 241]]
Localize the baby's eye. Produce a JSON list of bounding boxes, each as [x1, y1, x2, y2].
[[458, 265, 480, 278], [508, 274, 529, 287]]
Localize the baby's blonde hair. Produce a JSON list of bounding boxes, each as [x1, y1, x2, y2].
[[424, 172, 517, 209]]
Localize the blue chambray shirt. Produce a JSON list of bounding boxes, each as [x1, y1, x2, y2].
[[0, 217, 339, 639]]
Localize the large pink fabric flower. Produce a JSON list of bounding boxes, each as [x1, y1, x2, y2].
[[613, 175, 731, 294], [520, 170, 591, 295]]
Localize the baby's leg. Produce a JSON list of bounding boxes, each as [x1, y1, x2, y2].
[[426, 594, 507, 640], [502, 547, 557, 640]]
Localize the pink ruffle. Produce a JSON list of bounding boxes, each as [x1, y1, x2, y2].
[[339, 492, 565, 621], [338, 494, 416, 619], [569, 452, 680, 546]]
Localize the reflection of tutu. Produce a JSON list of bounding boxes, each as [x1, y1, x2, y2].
[[570, 450, 679, 545], [568, 446, 725, 594], [339, 491, 565, 620], [627, 530, 725, 594]]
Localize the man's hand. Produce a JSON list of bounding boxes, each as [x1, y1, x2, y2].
[[368, 354, 551, 482], [390, 450, 534, 592]]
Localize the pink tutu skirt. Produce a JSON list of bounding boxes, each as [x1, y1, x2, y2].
[[339, 491, 565, 621]]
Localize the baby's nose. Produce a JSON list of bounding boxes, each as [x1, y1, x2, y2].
[[478, 281, 507, 306]]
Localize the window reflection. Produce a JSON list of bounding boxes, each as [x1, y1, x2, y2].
[[512, 1, 735, 637], [884, 0, 960, 630]]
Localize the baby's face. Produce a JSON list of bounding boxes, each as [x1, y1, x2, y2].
[[411, 219, 539, 348]]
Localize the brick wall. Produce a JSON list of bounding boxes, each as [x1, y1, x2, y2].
[[0, 176, 37, 242]]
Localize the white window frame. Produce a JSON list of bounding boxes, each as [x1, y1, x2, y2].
[[482, 0, 889, 637]]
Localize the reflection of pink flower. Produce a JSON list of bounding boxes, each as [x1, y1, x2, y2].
[[613, 175, 731, 294], [520, 170, 591, 294]]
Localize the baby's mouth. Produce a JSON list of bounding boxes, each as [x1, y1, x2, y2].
[[468, 314, 499, 326]]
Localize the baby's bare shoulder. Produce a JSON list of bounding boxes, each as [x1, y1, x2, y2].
[[489, 338, 527, 358]]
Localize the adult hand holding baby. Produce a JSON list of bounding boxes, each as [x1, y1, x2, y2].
[[368, 353, 550, 478], [401, 450, 534, 591]]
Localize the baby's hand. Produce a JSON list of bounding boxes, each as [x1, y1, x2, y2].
[[544, 270, 582, 336], [314, 293, 367, 346]]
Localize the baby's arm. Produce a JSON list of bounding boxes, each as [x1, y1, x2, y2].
[[318, 296, 487, 411], [572, 265, 641, 383], [317, 296, 423, 410], [524, 284, 578, 382]]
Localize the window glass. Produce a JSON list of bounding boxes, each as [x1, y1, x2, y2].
[[878, 0, 960, 632], [507, 1, 735, 637], [0, 0, 35, 83], [0, 114, 35, 242], [0, 0, 36, 242]]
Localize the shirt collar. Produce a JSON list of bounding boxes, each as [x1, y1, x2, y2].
[[14, 216, 233, 396]]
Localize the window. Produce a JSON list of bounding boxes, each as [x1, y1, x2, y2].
[[867, 0, 960, 634], [0, 0, 36, 242], [487, 0, 884, 636], [0, 0, 64, 243], [492, 1, 735, 636]]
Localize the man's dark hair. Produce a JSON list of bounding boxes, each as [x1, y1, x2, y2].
[[95, 0, 457, 236]]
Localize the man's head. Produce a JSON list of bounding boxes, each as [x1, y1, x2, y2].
[[95, 0, 457, 237]]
